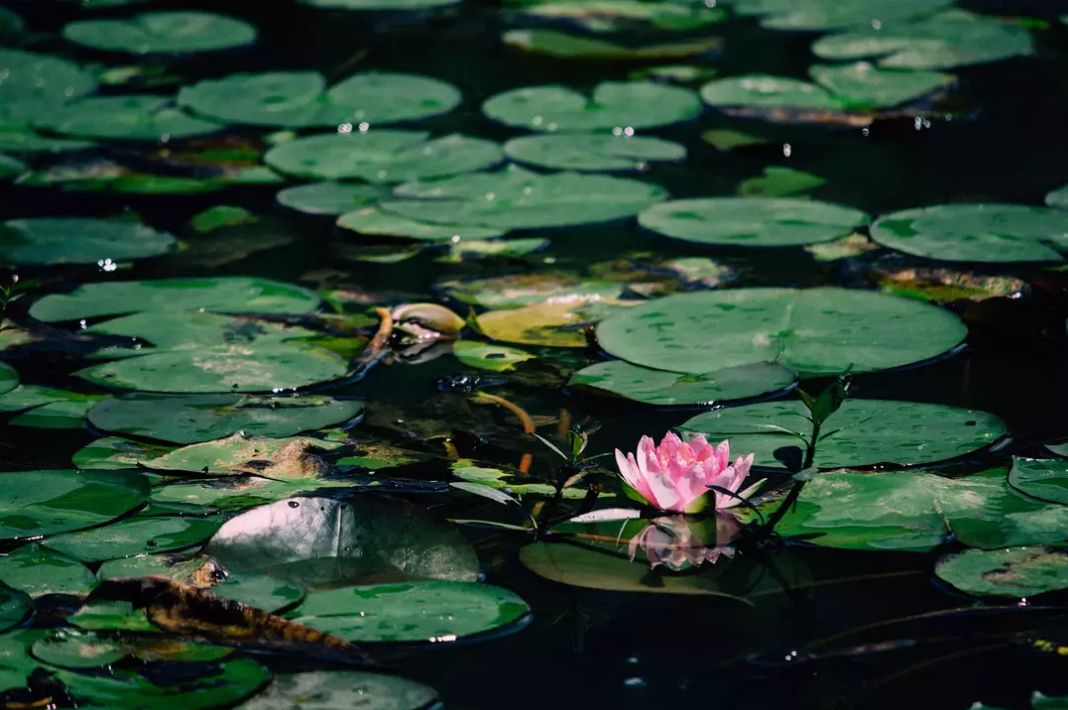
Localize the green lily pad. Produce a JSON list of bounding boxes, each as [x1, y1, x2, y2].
[[338, 206, 505, 241], [870, 203, 1068, 263], [513, 0, 725, 33], [73, 437, 174, 470], [701, 127, 771, 151], [452, 461, 589, 499], [87, 393, 362, 444], [288, 580, 529, 643], [32, 629, 125, 668], [479, 294, 630, 347], [266, 131, 501, 182], [723, 0, 952, 31], [502, 28, 722, 62], [936, 545, 1068, 598], [276, 182, 387, 216], [0, 364, 15, 396], [812, 10, 1034, 70], [76, 342, 348, 393], [299, 0, 460, 10], [0, 125, 95, 154], [0, 385, 105, 428], [189, 205, 258, 234], [179, 71, 460, 129], [150, 476, 351, 512], [0, 469, 150, 542], [700, 74, 842, 112], [638, 197, 867, 247], [34, 94, 221, 143], [30, 276, 321, 323], [208, 496, 480, 587], [0, 217, 176, 266], [238, 671, 439, 710], [43, 515, 222, 563], [56, 658, 270, 709], [0, 630, 44, 693], [737, 166, 825, 197], [504, 134, 685, 171], [0, 586, 30, 632], [570, 360, 796, 406], [0, 544, 96, 597], [383, 165, 668, 231], [596, 287, 967, 376], [453, 341, 535, 372], [63, 11, 257, 55], [0, 49, 97, 124], [1047, 184, 1068, 210], [143, 434, 340, 478], [441, 273, 624, 309], [0, 154, 24, 181], [0, 7, 23, 35], [438, 237, 548, 262], [680, 398, 1005, 470], [483, 81, 701, 132], [70, 598, 157, 633], [1009, 457, 1068, 505]]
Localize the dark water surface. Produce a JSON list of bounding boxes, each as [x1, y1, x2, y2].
[[4, 1, 1068, 708]]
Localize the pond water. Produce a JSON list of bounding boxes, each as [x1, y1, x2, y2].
[[1, 0, 1068, 708]]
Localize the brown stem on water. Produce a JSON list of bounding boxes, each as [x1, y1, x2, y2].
[[472, 392, 536, 434], [352, 307, 394, 371]]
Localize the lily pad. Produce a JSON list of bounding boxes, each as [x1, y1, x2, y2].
[[208, 496, 480, 587], [43, 515, 222, 563], [0, 586, 29, 633], [479, 295, 630, 348], [570, 360, 795, 406], [0, 154, 24, 181], [453, 341, 535, 372], [638, 197, 867, 247], [596, 287, 967, 376], [1009, 457, 1068, 505], [0, 364, 15, 397], [299, 0, 460, 10], [1047, 184, 1068, 210], [287, 580, 529, 643], [870, 203, 1068, 263], [504, 134, 685, 171], [812, 10, 1034, 70], [0, 49, 97, 124], [700, 74, 842, 112], [0, 385, 105, 428], [502, 29, 722, 62], [0, 7, 23, 35], [87, 393, 363, 444], [238, 671, 439, 710], [73, 438, 174, 470], [0, 469, 150, 542], [512, 0, 725, 34], [936, 545, 1068, 598], [0, 217, 176, 266], [277, 182, 387, 216], [482, 81, 701, 132], [63, 11, 258, 55], [680, 398, 1005, 470], [34, 94, 221, 143], [0, 630, 42, 693], [30, 276, 321, 323], [266, 131, 501, 182], [143, 434, 340, 479], [723, 0, 952, 31], [179, 71, 460, 129], [0, 544, 96, 597], [737, 166, 826, 197], [150, 476, 354, 512], [383, 165, 668, 231], [338, 207, 505, 241]]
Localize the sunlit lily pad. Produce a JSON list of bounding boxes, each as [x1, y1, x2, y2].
[[870, 203, 1068, 263], [179, 71, 460, 128], [570, 360, 795, 406], [43, 515, 222, 563], [266, 131, 501, 182], [812, 10, 1034, 70], [442, 272, 625, 309], [144, 434, 340, 478], [35, 95, 221, 142], [383, 166, 667, 230], [238, 671, 439, 710], [503, 29, 721, 62], [0, 385, 105, 428], [30, 276, 320, 323], [722, 0, 952, 31], [597, 287, 966, 376], [681, 398, 1004, 470], [453, 341, 535, 372], [639, 197, 867, 247], [288, 580, 529, 642], [0, 217, 176, 266], [0, 544, 96, 598], [0, 49, 97, 124], [338, 206, 505, 241], [276, 182, 387, 215], [504, 134, 685, 171], [1009, 458, 1068, 505], [479, 295, 630, 347], [0, 469, 150, 542], [512, 0, 725, 33], [936, 545, 1068, 598], [482, 82, 701, 132], [63, 11, 257, 55], [87, 393, 362, 444]]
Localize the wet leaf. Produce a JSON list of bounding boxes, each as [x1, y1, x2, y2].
[[1009, 457, 1068, 505], [238, 670, 439, 710], [277, 182, 388, 216], [479, 294, 631, 348], [0, 49, 96, 124], [43, 515, 222, 563], [0, 544, 96, 598], [936, 545, 1068, 598], [737, 166, 825, 197], [190, 206, 258, 234], [502, 29, 721, 62], [570, 360, 796, 406], [453, 340, 535, 372], [63, 11, 257, 55], [34, 95, 223, 142], [338, 206, 505, 241], [0, 586, 31, 632], [723, 0, 952, 31], [0, 216, 176, 266], [511, 0, 724, 34], [504, 133, 685, 171], [143, 434, 340, 479], [452, 460, 588, 499], [0, 385, 105, 428]]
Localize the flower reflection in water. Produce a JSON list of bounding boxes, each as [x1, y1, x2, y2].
[[627, 513, 742, 572]]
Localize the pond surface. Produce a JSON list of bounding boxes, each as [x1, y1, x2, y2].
[[1, 0, 1068, 708]]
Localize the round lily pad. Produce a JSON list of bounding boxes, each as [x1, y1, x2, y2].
[[266, 131, 501, 183], [288, 580, 529, 643], [1008, 457, 1068, 505], [337, 206, 505, 241], [0, 385, 104, 429], [276, 182, 387, 216], [0, 217, 176, 266], [807, 62, 954, 111], [34, 95, 222, 142], [42, 515, 221, 563], [0, 469, 150, 542], [32, 629, 125, 668], [87, 393, 363, 444], [453, 341, 535, 372], [0, 49, 97, 124], [383, 165, 668, 231], [503, 28, 722, 62], [504, 134, 685, 172], [30, 276, 320, 323], [179, 71, 460, 129], [680, 398, 1006, 470], [76, 343, 348, 393], [569, 360, 795, 406], [870, 203, 1068, 263], [700, 74, 842, 112], [936, 545, 1068, 598], [239, 671, 439, 710], [726, 0, 952, 31], [596, 287, 967, 376], [638, 197, 867, 247], [0, 544, 96, 597], [482, 81, 701, 132], [63, 11, 257, 55], [811, 10, 1034, 70]]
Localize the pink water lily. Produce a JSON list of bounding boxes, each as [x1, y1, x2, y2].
[[628, 514, 741, 572], [615, 432, 758, 514]]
